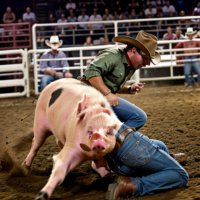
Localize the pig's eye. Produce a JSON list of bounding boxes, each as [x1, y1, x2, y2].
[[106, 132, 111, 136], [88, 130, 93, 138]]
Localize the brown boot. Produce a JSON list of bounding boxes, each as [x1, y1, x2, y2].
[[173, 153, 188, 163], [107, 176, 137, 200]]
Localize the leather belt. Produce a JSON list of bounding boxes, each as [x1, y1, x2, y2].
[[108, 127, 136, 159]]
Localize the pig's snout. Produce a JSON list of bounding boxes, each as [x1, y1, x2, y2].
[[91, 140, 106, 153]]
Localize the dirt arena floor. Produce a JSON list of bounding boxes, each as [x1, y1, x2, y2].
[[0, 85, 200, 200]]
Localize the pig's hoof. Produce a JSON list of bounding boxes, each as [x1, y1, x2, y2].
[[23, 165, 31, 170], [35, 191, 49, 200]]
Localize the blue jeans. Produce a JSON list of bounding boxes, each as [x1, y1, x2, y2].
[[184, 56, 200, 84], [40, 75, 56, 92], [106, 124, 189, 197], [112, 97, 147, 130]]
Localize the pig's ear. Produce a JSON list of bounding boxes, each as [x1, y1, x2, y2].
[[102, 108, 111, 115], [74, 94, 87, 117]]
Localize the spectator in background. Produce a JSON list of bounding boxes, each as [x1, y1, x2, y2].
[[83, 36, 93, 46], [134, 2, 142, 18], [162, 1, 176, 16], [138, 10, 146, 22], [146, 0, 159, 7], [16, 19, 27, 35], [192, 2, 200, 16], [100, 29, 109, 45], [55, 6, 65, 20], [127, 2, 135, 14], [65, 0, 76, 11], [83, 36, 94, 66], [113, 11, 119, 20], [129, 9, 136, 20], [3, 7, 16, 24], [67, 9, 77, 22], [100, 37, 109, 45], [174, 27, 200, 87], [88, 9, 103, 29], [46, 13, 56, 24], [45, 13, 56, 33], [22, 7, 36, 22], [157, 8, 163, 18], [39, 35, 72, 91], [119, 11, 128, 27], [157, 9, 164, 28], [167, 12, 178, 24], [163, 27, 177, 40], [119, 11, 128, 20], [178, 10, 190, 25], [57, 14, 71, 30], [175, 26, 185, 39], [145, 3, 157, 18], [67, 9, 77, 29], [78, 9, 89, 29], [102, 8, 113, 27]]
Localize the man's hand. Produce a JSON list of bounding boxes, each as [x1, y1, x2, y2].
[[44, 69, 57, 76], [130, 83, 145, 94], [55, 72, 63, 78], [106, 93, 119, 107], [65, 72, 73, 78]]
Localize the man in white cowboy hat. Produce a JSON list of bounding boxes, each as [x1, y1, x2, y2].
[[174, 27, 200, 87], [39, 35, 72, 91], [83, 31, 161, 132]]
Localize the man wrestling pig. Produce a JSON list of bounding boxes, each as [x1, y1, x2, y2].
[[22, 78, 188, 200]]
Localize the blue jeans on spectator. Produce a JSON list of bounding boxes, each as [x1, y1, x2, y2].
[[40, 75, 56, 92], [112, 97, 147, 130], [184, 56, 200, 84], [107, 124, 189, 197]]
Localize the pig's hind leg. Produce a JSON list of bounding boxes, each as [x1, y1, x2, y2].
[[22, 113, 53, 168]]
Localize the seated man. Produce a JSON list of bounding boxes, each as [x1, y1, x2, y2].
[[22, 7, 37, 25], [163, 27, 177, 40], [89, 125, 188, 200], [39, 35, 72, 91]]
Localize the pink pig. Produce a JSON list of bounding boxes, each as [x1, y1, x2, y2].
[[22, 78, 122, 200]]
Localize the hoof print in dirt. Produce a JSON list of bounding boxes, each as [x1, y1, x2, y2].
[[35, 191, 49, 200]]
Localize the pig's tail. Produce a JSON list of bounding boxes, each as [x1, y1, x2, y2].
[[20, 94, 40, 121]]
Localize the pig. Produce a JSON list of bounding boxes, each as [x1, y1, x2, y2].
[[22, 78, 122, 200]]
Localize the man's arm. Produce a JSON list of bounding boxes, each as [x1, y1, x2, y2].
[[40, 53, 56, 76], [88, 76, 119, 106], [60, 52, 72, 78], [174, 42, 183, 49]]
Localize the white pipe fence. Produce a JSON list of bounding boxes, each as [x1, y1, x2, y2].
[[28, 38, 200, 94], [0, 49, 30, 98], [1, 16, 200, 97]]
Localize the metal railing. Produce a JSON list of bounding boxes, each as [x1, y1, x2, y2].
[[0, 49, 30, 98], [1, 16, 200, 97], [0, 22, 32, 50], [32, 16, 200, 48]]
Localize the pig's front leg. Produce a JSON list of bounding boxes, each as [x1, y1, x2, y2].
[[92, 157, 110, 178], [35, 146, 85, 200]]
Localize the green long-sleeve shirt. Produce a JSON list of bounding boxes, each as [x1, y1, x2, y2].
[[84, 48, 135, 94]]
